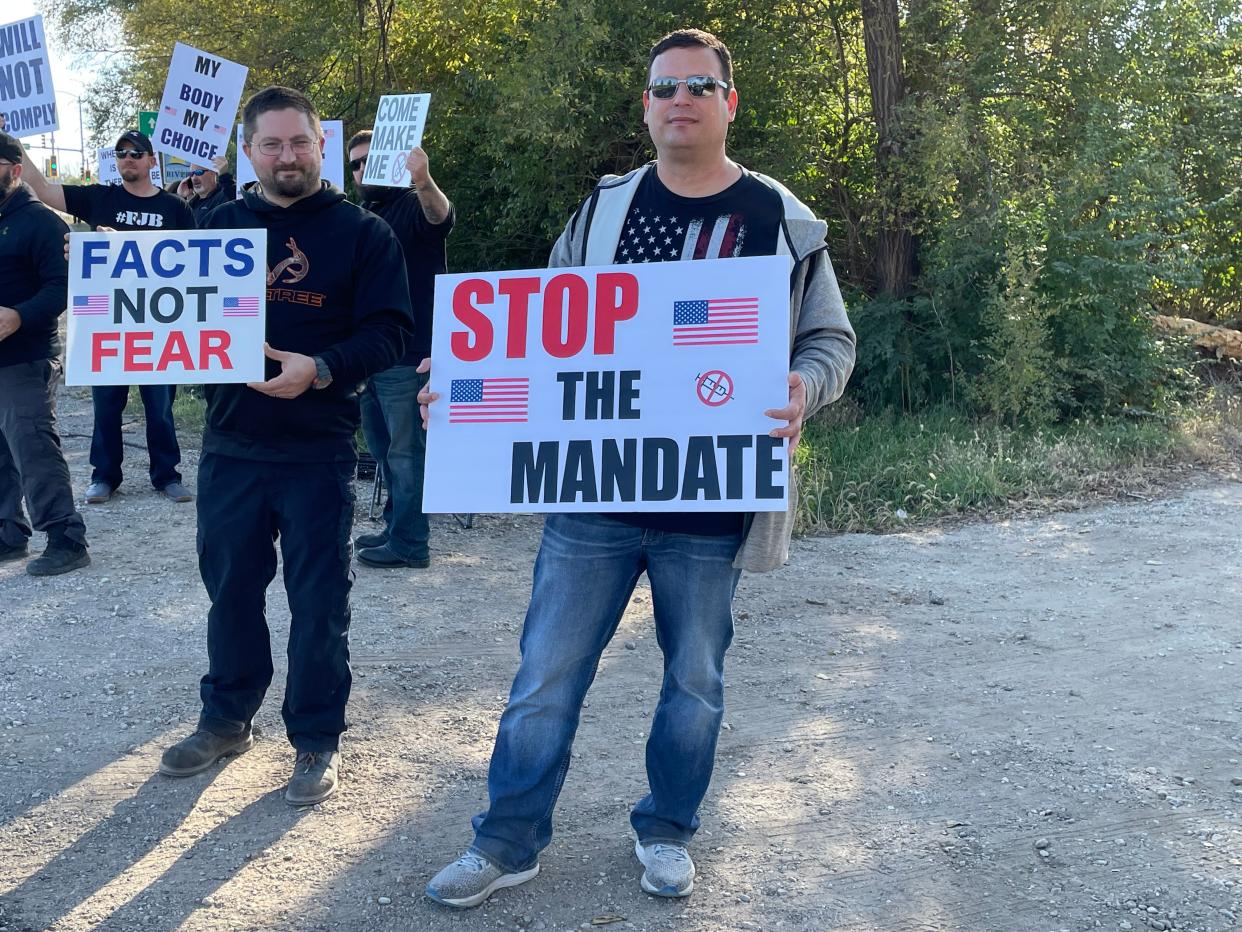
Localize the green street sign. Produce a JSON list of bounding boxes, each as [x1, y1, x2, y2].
[[138, 110, 158, 138]]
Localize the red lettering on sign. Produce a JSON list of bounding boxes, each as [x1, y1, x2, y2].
[[91, 332, 120, 372], [200, 330, 232, 370], [593, 272, 639, 354], [451, 279, 495, 362], [157, 331, 194, 371], [542, 273, 589, 359], [498, 276, 541, 359], [124, 331, 155, 372]]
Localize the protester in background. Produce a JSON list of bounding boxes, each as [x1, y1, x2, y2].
[[0, 132, 91, 576], [424, 28, 855, 908], [347, 130, 453, 569], [20, 129, 196, 505], [158, 86, 412, 806], [178, 154, 235, 225]]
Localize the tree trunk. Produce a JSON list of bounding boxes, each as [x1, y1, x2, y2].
[[861, 0, 916, 297]]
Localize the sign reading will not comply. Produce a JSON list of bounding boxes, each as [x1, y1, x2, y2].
[[153, 42, 247, 163], [0, 15, 58, 137], [66, 230, 267, 386], [423, 255, 792, 514]]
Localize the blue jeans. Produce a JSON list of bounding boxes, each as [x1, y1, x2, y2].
[[470, 513, 743, 872], [89, 384, 182, 490], [359, 366, 429, 560]]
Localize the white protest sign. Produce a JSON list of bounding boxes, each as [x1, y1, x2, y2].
[[234, 119, 344, 197], [424, 256, 792, 514], [66, 230, 267, 386], [359, 94, 430, 189], [96, 147, 164, 188], [153, 42, 246, 164], [0, 15, 58, 137]]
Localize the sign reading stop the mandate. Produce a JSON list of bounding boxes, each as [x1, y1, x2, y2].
[[66, 230, 267, 386], [423, 255, 792, 514]]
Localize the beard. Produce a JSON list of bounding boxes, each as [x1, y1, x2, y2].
[[260, 160, 320, 198], [119, 164, 145, 183], [0, 171, 17, 199]]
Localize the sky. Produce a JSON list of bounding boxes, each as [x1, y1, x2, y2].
[[9, 1, 113, 175]]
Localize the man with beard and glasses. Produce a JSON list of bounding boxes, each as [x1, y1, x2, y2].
[[20, 129, 196, 507], [157, 86, 413, 806], [178, 154, 236, 225], [0, 132, 91, 576], [346, 130, 453, 569]]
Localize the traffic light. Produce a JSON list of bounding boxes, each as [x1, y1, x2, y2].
[[48, 156, 58, 179]]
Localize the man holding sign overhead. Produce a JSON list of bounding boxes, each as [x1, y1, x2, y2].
[[157, 86, 412, 807], [425, 29, 855, 907], [348, 125, 453, 569], [21, 129, 196, 506]]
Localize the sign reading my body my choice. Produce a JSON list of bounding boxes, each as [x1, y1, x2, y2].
[[153, 43, 247, 163], [65, 230, 267, 386], [423, 255, 791, 514], [0, 15, 58, 137]]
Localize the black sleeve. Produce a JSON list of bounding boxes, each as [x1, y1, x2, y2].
[[13, 209, 69, 330], [414, 200, 454, 243], [61, 184, 99, 226], [317, 217, 413, 385]]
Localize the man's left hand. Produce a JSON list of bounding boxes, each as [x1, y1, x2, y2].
[[405, 147, 430, 187], [764, 371, 808, 454], [0, 307, 20, 342], [247, 342, 317, 399]]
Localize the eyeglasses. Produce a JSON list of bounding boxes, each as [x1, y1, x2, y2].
[[115, 149, 147, 160], [255, 139, 317, 157], [188, 169, 208, 177], [646, 75, 730, 99], [348, 155, 368, 171]]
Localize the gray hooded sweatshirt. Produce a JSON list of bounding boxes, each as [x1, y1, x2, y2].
[[548, 162, 856, 572]]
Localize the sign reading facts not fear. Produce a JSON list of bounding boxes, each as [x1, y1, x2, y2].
[[423, 255, 791, 515], [66, 230, 268, 386]]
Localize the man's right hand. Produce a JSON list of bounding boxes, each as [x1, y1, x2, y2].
[[416, 357, 438, 430], [64, 226, 116, 262]]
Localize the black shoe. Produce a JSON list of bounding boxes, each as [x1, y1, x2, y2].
[[357, 544, 430, 568], [286, 750, 340, 806], [160, 728, 255, 777], [27, 542, 90, 576], [0, 541, 29, 564], [354, 531, 388, 549]]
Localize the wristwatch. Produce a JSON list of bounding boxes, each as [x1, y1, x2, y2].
[[312, 356, 333, 390]]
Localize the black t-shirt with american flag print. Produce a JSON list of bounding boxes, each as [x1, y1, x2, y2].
[[608, 167, 783, 537]]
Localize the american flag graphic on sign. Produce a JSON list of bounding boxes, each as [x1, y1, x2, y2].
[[222, 296, 260, 316], [72, 295, 108, 315], [450, 378, 530, 424], [672, 298, 760, 346], [162, 105, 177, 117]]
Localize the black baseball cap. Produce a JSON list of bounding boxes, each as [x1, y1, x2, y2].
[[114, 130, 154, 154], [0, 132, 22, 164]]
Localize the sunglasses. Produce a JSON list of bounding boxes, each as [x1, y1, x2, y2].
[[115, 149, 147, 160], [349, 155, 368, 171], [188, 169, 208, 177], [646, 75, 730, 99]]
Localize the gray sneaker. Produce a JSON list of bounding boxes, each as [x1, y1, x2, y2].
[[160, 728, 254, 777], [425, 851, 540, 908], [85, 481, 113, 504], [635, 840, 695, 897], [159, 481, 193, 503], [285, 750, 340, 806]]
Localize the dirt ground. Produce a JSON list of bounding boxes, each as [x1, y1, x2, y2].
[[0, 387, 1240, 932]]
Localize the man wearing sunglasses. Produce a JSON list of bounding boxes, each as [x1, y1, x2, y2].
[[0, 132, 91, 577], [177, 154, 236, 226], [346, 131, 453, 570], [425, 28, 855, 908], [20, 130, 196, 507]]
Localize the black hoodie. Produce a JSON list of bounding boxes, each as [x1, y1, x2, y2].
[[0, 183, 69, 368], [200, 182, 413, 463]]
